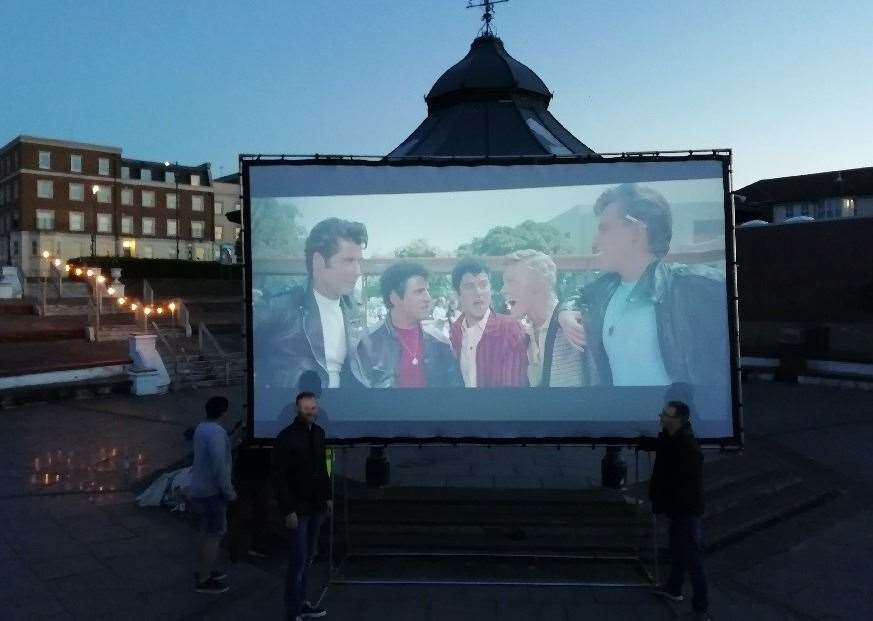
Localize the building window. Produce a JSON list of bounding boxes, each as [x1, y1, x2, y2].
[[235, 226, 241, 239], [121, 166, 130, 179], [39, 151, 51, 170], [140, 169, 152, 182], [141, 245, 153, 259], [142, 190, 155, 208], [195, 247, 206, 260], [165, 171, 175, 184], [121, 215, 133, 234], [191, 220, 204, 239], [844, 197, 856, 217], [37, 179, 53, 199], [69, 183, 84, 201], [214, 201, 223, 215], [98, 157, 110, 176], [69, 211, 84, 232], [36, 209, 55, 230], [234, 202, 240, 211], [121, 188, 133, 206], [97, 213, 112, 233], [70, 154, 82, 173], [96, 185, 111, 204], [190, 174, 201, 186], [166, 218, 177, 237], [215, 226, 223, 240], [32, 240, 38, 256], [142, 217, 155, 236], [166, 193, 177, 209], [192, 195, 204, 211]]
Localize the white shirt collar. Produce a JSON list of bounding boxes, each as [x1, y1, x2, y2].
[[462, 307, 491, 333], [312, 288, 341, 309]]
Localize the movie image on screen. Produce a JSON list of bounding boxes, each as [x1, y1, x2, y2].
[[244, 158, 737, 443]]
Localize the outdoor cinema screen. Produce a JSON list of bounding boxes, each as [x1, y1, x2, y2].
[[244, 157, 738, 444]]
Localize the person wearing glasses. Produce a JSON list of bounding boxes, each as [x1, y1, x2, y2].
[[643, 399, 709, 619], [559, 183, 727, 387]]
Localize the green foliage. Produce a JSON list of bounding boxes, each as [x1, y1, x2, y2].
[[250, 198, 305, 259], [457, 220, 569, 257], [394, 238, 439, 258]]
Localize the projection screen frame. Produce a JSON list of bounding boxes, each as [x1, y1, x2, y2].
[[240, 152, 743, 449]]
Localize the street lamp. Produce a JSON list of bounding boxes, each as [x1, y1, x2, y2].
[[40, 251, 50, 314], [143, 306, 152, 333], [91, 185, 100, 256]]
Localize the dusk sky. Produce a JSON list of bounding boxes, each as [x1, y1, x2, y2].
[[3, 0, 870, 188]]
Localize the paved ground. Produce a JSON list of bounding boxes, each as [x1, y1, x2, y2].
[[2, 382, 872, 619]]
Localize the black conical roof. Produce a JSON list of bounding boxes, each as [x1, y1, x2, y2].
[[388, 34, 596, 159], [426, 34, 551, 110]]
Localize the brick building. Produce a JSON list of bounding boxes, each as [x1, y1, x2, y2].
[[0, 135, 217, 275]]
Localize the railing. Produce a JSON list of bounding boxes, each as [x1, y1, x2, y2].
[[152, 320, 179, 388], [198, 322, 227, 357], [176, 299, 192, 337]]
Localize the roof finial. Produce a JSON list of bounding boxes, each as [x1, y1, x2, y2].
[[467, 0, 508, 36]]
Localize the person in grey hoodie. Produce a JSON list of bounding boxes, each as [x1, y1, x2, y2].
[[189, 395, 237, 594]]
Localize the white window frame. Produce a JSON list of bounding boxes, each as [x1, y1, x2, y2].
[[121, 216, 134, 234], [69, 211, 85, 232], [69, 183, 84, 201], [37, 179, 53, 199], [70, 154, 82, 173], [36, 209, 55, 231], [142, 190, 155, 208], [190, 174, 201, 186], [191, 220, 204, 239], [121, 166, 130, 179], [142, 217, 155, 236], [215, 225, 223, 240], [98, 157, 110, 176], [39, 151, 51, 170], [140, 169, 152, 182], [97, 213, 112, 233], [166, 193, 177, 209], [121, 188, 133, 206], [191, 195, 204, 211], [165, 171, 175, 184], [166, 219, 177, 237], [96, 185, 111, 204], [214, 200, 223, 215]]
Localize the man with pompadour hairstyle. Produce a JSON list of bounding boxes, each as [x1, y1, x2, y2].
[[255, 217, 372, 392]]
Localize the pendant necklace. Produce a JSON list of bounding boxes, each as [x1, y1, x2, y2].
[[398, 330, 422, 366], [607, 289, 635, 338]]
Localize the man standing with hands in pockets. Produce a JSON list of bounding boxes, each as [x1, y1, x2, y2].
[[273, 391, 333, 620]]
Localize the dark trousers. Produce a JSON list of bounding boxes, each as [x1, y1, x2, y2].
[[666, 515, 708, 612], [284, 512, 326, 618]]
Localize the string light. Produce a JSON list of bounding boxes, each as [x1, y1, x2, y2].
[[156, 307, 164, 315], [168, 302, 176, 311], [75, 268, 83, 276], [117, 297, 126, 306], [107, 287, 115, 296], [86, 269, 94, 277], [143, 306, 152, 316], [52, 258, 61, 268], [41, 250, 50, 259], [130, 303, 138, 311], [64, 264, 71, 272]]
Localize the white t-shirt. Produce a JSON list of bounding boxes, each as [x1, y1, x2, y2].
[[313, 289, 347, 388]]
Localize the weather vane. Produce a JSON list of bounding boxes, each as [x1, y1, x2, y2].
[[467, 0, 508, 36]]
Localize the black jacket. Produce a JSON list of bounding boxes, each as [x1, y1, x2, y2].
[[362, 317, 463, 388], [254, 286, 371, 390], [573, 260, 728, 387], [271, 418, 331, 516], [647, 423, 705, 517]]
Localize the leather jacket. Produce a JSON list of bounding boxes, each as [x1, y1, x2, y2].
[[254, 286, 371, 390], [573, 260, 728, 387], [362, 316, 463, 388]]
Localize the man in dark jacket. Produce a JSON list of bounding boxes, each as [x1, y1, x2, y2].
[[254, 217, 371, 393], [272, 391, 332, 620], [363, 261, 462, 388], [646, 400, 709, 619], [558, 183, 728, 387]]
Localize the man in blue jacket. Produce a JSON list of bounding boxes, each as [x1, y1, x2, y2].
[[189, 395, 237, 594]]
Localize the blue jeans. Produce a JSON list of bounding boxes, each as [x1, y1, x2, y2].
[[666, 515, 708, 612], [284, 512, 326, 618]]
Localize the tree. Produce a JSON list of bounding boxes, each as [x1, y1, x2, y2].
[[394, 238, 439, 258], [457, 220, 569, 257], [250, 198, 305, 260]]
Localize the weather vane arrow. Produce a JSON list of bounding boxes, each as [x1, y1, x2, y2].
[[467, 0, 509, 36]]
